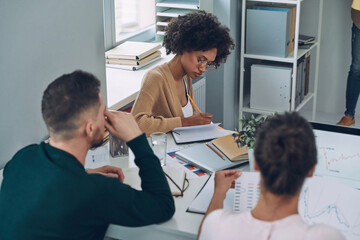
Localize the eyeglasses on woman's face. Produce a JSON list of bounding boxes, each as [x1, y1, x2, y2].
[[197, 56, 217, 72]]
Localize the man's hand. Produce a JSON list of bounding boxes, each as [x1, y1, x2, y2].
[[104, 110, 142, 142], [181, 113, 213, 127], [214, 169, 242, 198], [87, 165, 125, 182]]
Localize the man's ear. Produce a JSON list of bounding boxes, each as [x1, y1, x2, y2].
[[84, 120, 95, 138], [307, 165, 316, 177]]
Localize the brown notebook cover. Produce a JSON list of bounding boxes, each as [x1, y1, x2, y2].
[[211, 134, 248, 162]]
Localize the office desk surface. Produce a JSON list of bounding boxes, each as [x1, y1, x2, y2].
[[106, 48, 174, 110], [106, 133, 206, 239], [105, 131, 247, 240]]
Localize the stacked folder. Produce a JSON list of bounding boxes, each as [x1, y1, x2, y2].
[[105, 41, 162, 71], [298, 34, 316, 49]]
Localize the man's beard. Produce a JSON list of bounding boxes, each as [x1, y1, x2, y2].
[[90, 127, 104, 149]]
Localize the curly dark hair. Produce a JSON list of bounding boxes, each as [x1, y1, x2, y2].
[[163, 10, 235, 67]]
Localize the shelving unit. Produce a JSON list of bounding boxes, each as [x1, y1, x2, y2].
[[238, 0, 323, 128], [155, 0, 213, 40]]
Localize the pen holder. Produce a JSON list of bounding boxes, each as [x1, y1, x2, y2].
[[109, 133, 128, 157]]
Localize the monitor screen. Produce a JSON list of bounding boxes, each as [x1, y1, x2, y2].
[[311, 122, 360, 189]]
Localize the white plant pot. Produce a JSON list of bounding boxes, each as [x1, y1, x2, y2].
[[248, 148, 254, 172]]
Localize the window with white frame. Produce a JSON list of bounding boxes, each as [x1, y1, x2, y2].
[[104, 0, 155, 50]]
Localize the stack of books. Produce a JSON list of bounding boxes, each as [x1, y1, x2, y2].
[[298, 34, 315, 49], [105, 41, 162, 71]]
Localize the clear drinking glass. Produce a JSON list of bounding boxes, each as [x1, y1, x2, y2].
[[150, 132, 167, 166]]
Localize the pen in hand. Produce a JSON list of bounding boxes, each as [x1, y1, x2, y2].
[[205, 142, 225, 160]]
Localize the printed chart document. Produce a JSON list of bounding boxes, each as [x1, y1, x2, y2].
[[171, 123, 227, 144], [234, 172, 360, 240], [313, 128, 360, 189], [233, 172, 260, 213]]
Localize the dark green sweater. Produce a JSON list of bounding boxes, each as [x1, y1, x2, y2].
[[0, 134, 175, 240]]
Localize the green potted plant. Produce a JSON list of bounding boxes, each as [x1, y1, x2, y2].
[[232, 114, 268, 171]]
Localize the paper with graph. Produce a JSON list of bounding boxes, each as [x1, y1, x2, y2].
[[313, 129, 360, 189], [234, 173, 360, 240], [299, 176, 360, 240]]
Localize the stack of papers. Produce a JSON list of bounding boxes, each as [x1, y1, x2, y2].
[[105, 41, 162, 71], [171, 123, 227, 144]]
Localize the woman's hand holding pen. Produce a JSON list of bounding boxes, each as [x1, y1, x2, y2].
[[181, 113, 213, 127]]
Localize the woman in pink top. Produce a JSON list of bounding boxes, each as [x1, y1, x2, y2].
[[198, 112, 344, 240]]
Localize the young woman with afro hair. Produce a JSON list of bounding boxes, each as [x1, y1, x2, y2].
[[131, 11, 234, 136]]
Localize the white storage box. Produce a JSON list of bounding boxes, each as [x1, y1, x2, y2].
[[250, 64, 292, 112]]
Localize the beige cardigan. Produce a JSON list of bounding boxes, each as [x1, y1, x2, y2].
[[131, 63, 196, 136]]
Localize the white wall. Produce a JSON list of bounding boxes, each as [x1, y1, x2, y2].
[[0, 0, 106, 168], [206, 0, 240, 130], [315, 0, 353, 115]]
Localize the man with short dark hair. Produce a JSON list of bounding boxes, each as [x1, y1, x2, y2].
[[0, 70, 175, 240]]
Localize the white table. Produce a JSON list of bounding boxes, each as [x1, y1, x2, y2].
[[105, 133, 249, 240], [106, 47, 174, 110]]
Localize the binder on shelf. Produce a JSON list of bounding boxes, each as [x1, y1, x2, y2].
[[253, 5, 296, 56], [250, 64, 292, 112], [295, 57, 305, 108], [210, 134, 248, 162], [304, 52, 311, 96], [106, 50, 161, 66], [246, 7, 291, 57], [105, 41, 161, 60]]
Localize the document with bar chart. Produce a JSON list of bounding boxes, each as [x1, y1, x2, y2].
[[233, 172, 260, 213]]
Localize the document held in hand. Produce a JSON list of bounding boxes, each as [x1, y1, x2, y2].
[[171, 123, 226, 144], [211, 134, 248, 161]]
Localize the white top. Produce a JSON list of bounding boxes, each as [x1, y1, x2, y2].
[[182, 78, 193, 117], [199, 210, 345, 240]]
